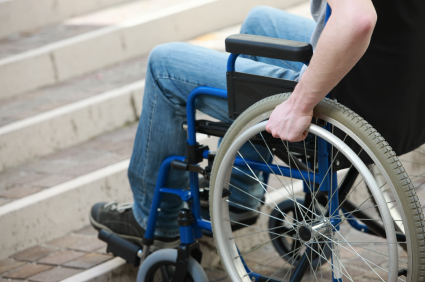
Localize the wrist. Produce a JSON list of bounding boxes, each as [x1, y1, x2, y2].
[[289, 82, 316, 114]]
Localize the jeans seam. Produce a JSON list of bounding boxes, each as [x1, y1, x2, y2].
[[142, 80, 158, 193]]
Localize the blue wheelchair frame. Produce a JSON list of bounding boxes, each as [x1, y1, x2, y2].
[[141, 5, 370, 282]]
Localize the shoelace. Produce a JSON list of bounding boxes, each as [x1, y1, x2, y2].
[[104, 202, 133, 213]]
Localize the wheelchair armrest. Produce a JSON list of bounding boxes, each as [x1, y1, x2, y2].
[[225, 34, 313, 62]]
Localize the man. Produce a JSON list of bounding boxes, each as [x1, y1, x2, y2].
[[89, 0, 425, 248]]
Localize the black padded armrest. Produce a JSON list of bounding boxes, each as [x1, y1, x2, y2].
[[225, 34, 313, 62]]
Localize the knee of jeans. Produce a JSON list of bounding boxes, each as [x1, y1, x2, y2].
[[147, 42, 190, 80], [149, 42, 188, 65], [241, 6, 275, 33]]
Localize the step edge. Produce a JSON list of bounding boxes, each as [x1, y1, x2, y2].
[[0, 159, 130, 217], [60, 257, 127, 282], [0, 79, 145, 136]]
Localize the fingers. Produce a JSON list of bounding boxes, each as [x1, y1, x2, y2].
[[266, 121, 308, 142]]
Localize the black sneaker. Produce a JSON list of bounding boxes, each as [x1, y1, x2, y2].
[[90, 202, 180, 250]]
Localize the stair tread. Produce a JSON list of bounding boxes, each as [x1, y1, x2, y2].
[[0, 0, 190, 60]]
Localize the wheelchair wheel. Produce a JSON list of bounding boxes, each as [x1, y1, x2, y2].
[[210, 93, 425, 282], [137, 249, 208, 282]]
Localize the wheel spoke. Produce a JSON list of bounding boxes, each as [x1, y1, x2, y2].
[[226, 218, 299, 240], [227, 181, 298, 228], [230, 165, 322, 223], [236, 151, 307, 224]]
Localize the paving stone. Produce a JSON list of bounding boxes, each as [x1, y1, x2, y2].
[[92, 246, 108, 254], [46, 235, 82, 248], [11, 246, 56, 262], [3, 264, 52, 279], [362, 267, 388, 280], [37, 251, 85, 265], [67, 237, 106, 252], [205, 267, 229, 282], [0, 259, 26, 275], [63, 253, 112, 269], [28, 267, 82, 282], [0, 185, 42, 198], [243, 244, 283, 269], [341, 265, 368, 280]]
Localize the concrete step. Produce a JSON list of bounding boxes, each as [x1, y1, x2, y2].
[[0, 0, 304, 101], [0, 56, 147, 173], [0, 0, 134, 40]]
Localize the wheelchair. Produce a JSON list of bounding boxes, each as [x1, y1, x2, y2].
[[97, 23, 425, 282]]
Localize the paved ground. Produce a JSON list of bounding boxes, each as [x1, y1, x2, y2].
[[0, 226, 111, 281]]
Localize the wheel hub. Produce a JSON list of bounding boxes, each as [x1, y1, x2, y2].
[[297, 219, 332, 243]]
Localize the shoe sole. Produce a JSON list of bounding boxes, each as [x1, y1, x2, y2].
[[89, 214, 180, 250]]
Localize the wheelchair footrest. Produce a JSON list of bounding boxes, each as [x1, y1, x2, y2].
[[98, 230, 142, 267]]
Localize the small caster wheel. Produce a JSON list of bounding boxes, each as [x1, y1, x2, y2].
[[137, 249, 209, 282]]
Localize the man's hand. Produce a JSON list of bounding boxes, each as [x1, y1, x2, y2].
[[266, 97, 313, 142]]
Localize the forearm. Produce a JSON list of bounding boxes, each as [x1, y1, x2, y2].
[[290, 0, 377, 113]]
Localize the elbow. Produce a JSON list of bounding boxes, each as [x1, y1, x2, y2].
[[353, 11, 377, 39]]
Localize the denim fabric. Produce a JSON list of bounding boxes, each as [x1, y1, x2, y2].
[[128, 6, 316, 237]]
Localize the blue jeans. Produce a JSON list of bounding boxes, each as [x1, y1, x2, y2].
[[128, 6, 316, 237]]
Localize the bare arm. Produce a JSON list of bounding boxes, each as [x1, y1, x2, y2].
[[266, 0, 377, 141]]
